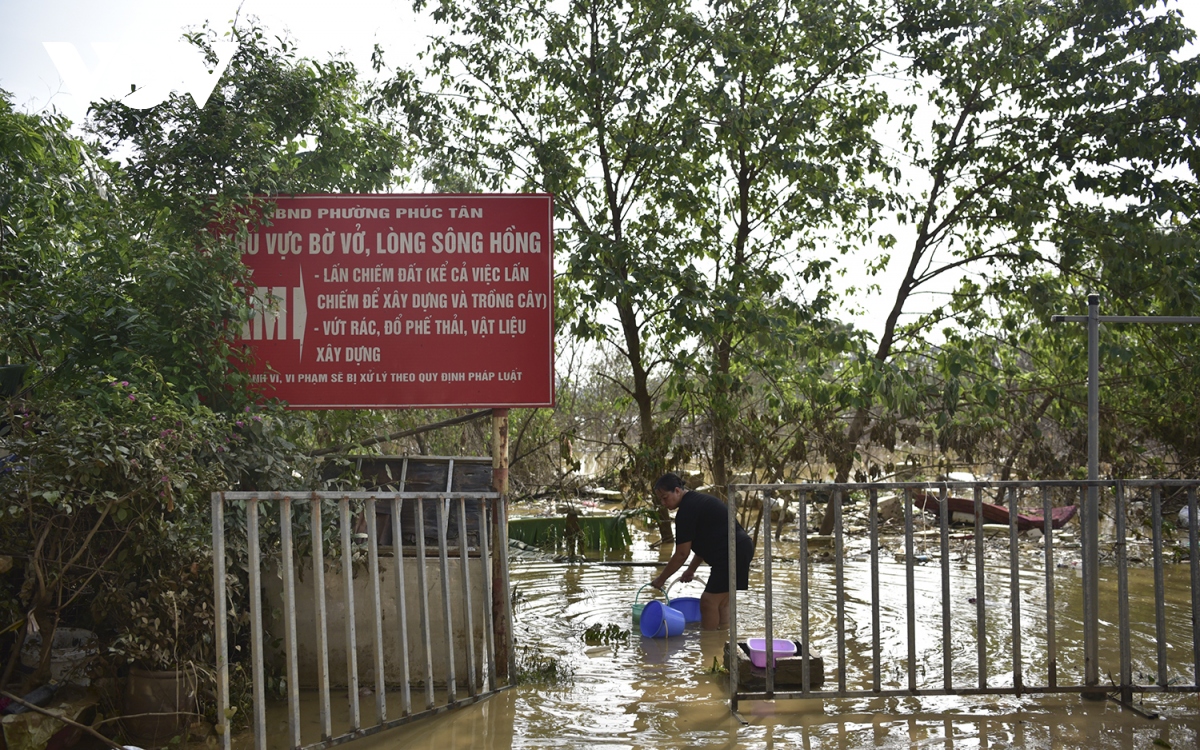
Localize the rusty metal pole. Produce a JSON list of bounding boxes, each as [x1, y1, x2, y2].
[[1083, 294, 1101, 693], [490, 409, 510, 680], [1051, 298, 1200, 700]]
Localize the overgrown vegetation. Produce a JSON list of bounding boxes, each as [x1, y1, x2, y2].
[[513, 641, 575, 686], [582, 623, 629, 648], [508, 515, 632, 554], [0, 20, 415, 732], [405, 0, 1200, 503]]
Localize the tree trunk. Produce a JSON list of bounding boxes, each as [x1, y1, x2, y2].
[[617, 299, 673, 542], [993, 391, 1056, 504]]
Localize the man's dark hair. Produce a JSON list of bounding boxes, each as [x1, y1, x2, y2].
[[653, 473, 686, 492]]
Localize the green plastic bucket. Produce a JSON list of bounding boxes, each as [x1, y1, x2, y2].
[[632, 583, 667, 628]]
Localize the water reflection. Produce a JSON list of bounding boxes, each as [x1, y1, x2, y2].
[[257, 523, 1199, 749]]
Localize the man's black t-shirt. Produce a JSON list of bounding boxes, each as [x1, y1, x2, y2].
[[674, 489, 751, 563]]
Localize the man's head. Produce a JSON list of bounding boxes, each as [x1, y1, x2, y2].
[[653, 472, 686, 509]]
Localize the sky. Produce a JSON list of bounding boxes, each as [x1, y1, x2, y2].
[[2, 0, 1198, 339], [3, 0, 1196, 124], [0, 0, 434, 124]]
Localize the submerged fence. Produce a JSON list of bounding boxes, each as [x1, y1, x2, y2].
[[726, 480, 1200, 711], [210, 488, 512, 750]]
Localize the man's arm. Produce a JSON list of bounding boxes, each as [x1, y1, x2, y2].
[[651, 541, 693, 590], [680, 555, 702, 582]]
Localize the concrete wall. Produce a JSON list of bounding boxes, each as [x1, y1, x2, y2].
[[263, 552, 491, 689]]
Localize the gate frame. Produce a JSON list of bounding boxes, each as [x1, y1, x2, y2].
[[211, 487, 514, 750], [725, 479, 1200, 718], [1051, 294, 1200, 689]]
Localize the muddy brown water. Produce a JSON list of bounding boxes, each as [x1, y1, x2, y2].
[[244, 517, 1200, 749]]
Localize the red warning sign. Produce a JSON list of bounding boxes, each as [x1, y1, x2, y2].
[[235, 194, 555, 409]]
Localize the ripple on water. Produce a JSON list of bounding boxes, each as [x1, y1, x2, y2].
[[365, 522, 1200, 750]]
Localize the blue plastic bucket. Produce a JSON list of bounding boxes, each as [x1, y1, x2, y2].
[[640, 600, 685, 638], [671, 597, 702, 623], [665, 577, 705, 624]]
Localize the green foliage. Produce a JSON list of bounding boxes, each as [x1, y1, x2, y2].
[[0, 20, 418, 697], [810, 0, 1200, 499], [89, 25, 415, 214], [507, 515, 631, 553], [659, 0, 894, 493], [707, 656, 729, 675], [101, 535, 220, 671], [582, 622, 628, 647], [513, 641, 575, 686], [413, 0, 717, 506], [411, 0, 1200, 502], [1, 94, 234, 680]]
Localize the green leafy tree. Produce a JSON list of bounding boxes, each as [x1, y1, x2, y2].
[[662, 0, 892, 494], [87, 22, 431, 457], [0, 92, 245, 686], [412, 0, 716, 536], [818, 0, 1200, 531], [1, 21, 423, 697]]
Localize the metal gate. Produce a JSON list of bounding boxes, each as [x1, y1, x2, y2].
[[210, 482, 513, 750], [726, 480, 1200, 713]]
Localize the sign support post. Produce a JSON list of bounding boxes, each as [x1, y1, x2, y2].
[[491, 408, 511, 680]]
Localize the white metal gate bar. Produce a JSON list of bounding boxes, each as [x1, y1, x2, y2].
[[337, 496, 358, 732], [726, 479, 1200, 710], [210, 490, 512, 750], [310, 493, 332, 739]]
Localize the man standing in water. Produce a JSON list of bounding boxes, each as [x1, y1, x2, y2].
[[650, 473, 754, 630]]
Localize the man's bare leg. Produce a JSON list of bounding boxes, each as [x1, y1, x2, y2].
[[700, 591, 730, 630]]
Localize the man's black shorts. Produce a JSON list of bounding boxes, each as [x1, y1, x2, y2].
[[704, 532, 752, 594]]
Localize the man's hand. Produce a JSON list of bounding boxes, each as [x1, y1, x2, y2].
[[680, 570, 694, 583]]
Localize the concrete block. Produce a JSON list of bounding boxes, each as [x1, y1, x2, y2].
[[724, 640, 825, 691]]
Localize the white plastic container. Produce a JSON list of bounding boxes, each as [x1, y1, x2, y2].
[[19, 627, 98, 685], [747, 638, 797, 668]]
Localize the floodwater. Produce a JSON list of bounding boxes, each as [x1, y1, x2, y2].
[[254, 514, 1200, 750]]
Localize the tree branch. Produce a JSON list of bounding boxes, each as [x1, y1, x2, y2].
[[309, 409, 493, 457]]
